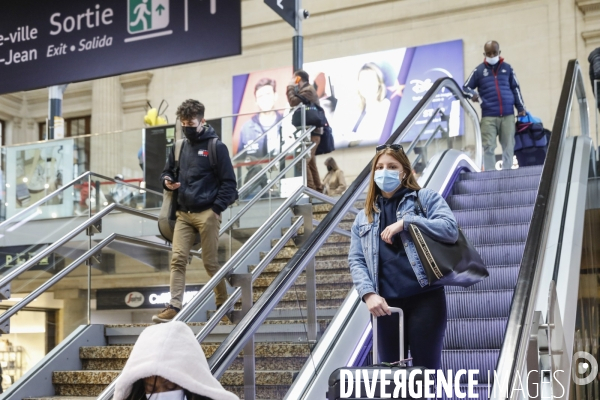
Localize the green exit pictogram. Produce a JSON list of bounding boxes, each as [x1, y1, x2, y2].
[[128, 0, 170, 34]]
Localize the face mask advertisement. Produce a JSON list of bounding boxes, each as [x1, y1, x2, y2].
[[231, 39, 464, 154]]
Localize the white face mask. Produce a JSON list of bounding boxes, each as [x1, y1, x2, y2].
[[146, 390, 185, 400], [486, 56, 500, 65]]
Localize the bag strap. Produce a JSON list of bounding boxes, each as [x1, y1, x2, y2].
[[413, 190, 427, 218], [208, 137, 220, 182], [174, 139, 185, 177]]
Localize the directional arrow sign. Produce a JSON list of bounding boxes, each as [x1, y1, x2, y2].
[[264, 0, 296, 29]]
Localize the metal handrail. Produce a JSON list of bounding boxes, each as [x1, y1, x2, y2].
[[0, 129, 313, 282], [238, 125, 314, 198], [220, 142, 315, 234], [0, 203, 193, 290], [231, 105, 302, 163], [0, 232, 195, 330], [0, 127, 314, 316], [492, 59, 589, 398], [0, 171, 162, 230], [206, 76, 481, 378]]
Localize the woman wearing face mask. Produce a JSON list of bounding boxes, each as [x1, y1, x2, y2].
[[348, 144, 458, 369], [114, 321, 239, 400]]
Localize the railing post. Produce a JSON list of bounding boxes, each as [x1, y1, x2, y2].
[[87, 175, 93, 325], [229, 273, 255, 400], [301, 105, 308, 187], [294, 203, 317, 343]]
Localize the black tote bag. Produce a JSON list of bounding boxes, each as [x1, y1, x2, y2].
[[408, 192, 488, 287]]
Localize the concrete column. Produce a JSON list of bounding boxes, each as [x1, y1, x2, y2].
[[91, 76, 124, 177], [55, 289, 87, 342]]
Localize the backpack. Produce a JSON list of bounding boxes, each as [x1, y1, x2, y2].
[[157, 137, 219, 244], [514, 112, 549, 167]]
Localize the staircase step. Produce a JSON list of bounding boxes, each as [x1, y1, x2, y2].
[[443, 318, 507, 349], [271, 234, 350, 249], [250, 259, 349, 275], [453, 175, 540, 195], [313, 212, 355, 222], [253, 272, 354, 289], [453, 205, 533, 226], [264, 245, 349, 261], [459, 165, 542, 181], [252, 288, 351, 303], [461, 223, 530, 246], [446, 290, 514, 319], [220, 370, 295, 386], [447, 189, 537, 210]]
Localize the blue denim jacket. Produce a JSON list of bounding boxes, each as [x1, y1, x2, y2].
[[348, 188, 459, 301]]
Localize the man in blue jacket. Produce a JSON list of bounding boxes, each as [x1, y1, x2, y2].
[[464, 41, 526, 170], [154, 99, 238, 323]]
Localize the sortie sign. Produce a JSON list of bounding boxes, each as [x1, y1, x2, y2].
[[0, 0, 241, 95]]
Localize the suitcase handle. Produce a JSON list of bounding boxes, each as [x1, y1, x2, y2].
[[372, 306, 404, 365]]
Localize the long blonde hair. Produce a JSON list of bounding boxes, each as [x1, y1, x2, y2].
[[364, 148, 421, 223]]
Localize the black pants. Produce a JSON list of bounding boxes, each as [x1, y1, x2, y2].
[[375, 287, 447, 369]]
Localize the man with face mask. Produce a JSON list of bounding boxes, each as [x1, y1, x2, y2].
[[238, 78, 283, 158], [463, 40, 526, 171], [155, 100, 238, 323]]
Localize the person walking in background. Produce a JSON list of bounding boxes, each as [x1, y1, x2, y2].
[[286, 70, 324, 193], [463, 40, 526, 171], [322, 157, 347, 196], [154, 100, 238, 323], [239, 78, 283, 158], [114, 321, 239, 400]]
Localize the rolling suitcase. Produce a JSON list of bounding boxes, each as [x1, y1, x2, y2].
[[327, 307, 427, 399]]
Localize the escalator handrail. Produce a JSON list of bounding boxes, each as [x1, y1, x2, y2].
[[206, 77, 483, 377], [231, 105, 302, 163], [493, 59, 589, 396]]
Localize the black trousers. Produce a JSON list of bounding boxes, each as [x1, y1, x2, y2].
[[375, 287, 447, 370]]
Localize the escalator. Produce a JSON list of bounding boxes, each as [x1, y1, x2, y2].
[[201, 60, 595, 400]]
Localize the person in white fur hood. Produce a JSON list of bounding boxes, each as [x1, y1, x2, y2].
[[113, 321, 239, 400]]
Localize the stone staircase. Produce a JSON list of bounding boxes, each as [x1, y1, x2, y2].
[[25, 202, 359, 400]]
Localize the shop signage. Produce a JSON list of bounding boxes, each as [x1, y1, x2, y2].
[[0, 0, 242, 95], [96, 285, 203, 310], [0, 244, 59, 273]]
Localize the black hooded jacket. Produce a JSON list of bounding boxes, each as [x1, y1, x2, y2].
[[161, 125, 238, 214]]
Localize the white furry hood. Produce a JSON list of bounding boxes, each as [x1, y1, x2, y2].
[[113, 321, 239, 400]]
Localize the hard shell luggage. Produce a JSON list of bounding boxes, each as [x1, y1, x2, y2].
[[327, 307, 426, 399]]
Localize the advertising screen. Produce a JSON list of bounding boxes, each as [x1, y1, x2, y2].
[[231, 39, 464, 155]]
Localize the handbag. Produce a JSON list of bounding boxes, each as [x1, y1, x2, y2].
[[316, 123, 335, 155], [407, 191, 488, 287], [291, 93, 326, 128], [157, 139, 201, 246]]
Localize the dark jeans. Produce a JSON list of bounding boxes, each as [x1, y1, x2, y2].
[[375, 287, 447, 369]]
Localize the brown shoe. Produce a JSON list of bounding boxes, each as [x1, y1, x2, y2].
[[152, 305, 179, 323]]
